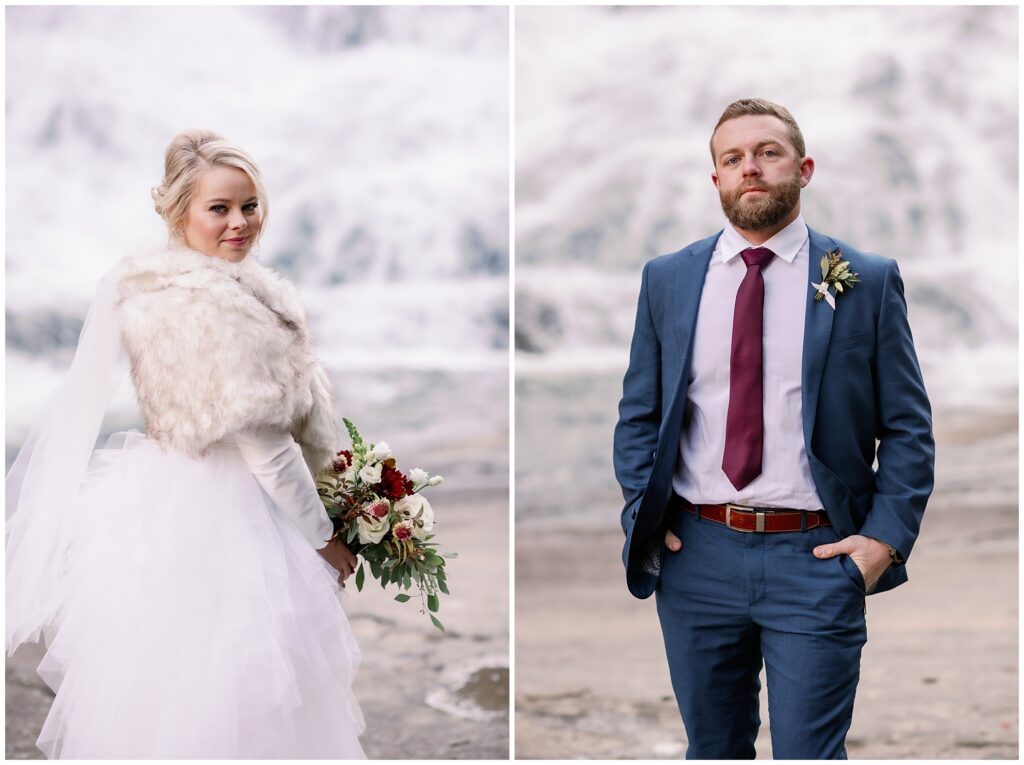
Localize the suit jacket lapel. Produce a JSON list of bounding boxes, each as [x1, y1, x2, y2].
[[635, 232, 718, 545], [656, 232, 717, 468], [801, 227, 837, 454], [669, 232, 719, 371]]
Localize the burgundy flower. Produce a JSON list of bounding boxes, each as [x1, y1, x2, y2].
[[374, 463, 410, 501], [393, 522, 412, 541], [332, 449, 353, 473]]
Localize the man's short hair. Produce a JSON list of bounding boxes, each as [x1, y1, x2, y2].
[[710, 98, 806, 163]]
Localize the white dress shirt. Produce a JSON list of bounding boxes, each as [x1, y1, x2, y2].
[[672, 215, 824, 509], [234, 425, 335, 548]]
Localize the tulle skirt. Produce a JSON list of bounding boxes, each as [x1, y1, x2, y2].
[[33, 430, 365, 759]]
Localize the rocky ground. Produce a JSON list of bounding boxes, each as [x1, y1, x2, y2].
[[515, 405, 1018, 759]]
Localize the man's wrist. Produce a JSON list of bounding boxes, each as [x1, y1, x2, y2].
[[865, 535, 903, 565]]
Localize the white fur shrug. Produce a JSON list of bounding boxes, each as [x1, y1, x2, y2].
[[113, 247, 338, 477]]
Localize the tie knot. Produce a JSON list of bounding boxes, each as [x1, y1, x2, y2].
[[741, 247, 775, 269]]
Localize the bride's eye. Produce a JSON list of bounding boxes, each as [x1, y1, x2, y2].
[[210, 204, 227, 213]]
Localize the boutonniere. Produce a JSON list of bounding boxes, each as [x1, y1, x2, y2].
[[811, 248, 860, 310]]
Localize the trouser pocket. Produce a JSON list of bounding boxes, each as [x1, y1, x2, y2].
[[838, 553, 866, 593]]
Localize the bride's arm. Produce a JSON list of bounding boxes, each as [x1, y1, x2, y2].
[[234, 425, 356, 581]]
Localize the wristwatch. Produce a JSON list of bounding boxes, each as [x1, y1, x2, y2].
[[882, 541, 903, 566]]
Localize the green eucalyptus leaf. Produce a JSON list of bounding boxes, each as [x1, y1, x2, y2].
[[355, 562, 365, 591], [430, 615, 445, 632], [394, 593, 412, 603], [427, 593, 440, 613]]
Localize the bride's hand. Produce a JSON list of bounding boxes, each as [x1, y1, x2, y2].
[[317, 536, 358, 587]]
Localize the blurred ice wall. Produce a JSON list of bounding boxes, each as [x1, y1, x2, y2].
[[515, 5, 1017, 410], [6, 6, 509, 443]]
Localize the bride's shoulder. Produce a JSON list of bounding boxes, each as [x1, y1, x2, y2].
[[113, 246, 234, 299], [111, 247, 308, 337], [112, 248, 252, 344]]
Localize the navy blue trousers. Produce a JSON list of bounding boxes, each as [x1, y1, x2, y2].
[[656, 504, 867, 759]]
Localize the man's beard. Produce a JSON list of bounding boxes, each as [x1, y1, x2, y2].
[[719, 173, 802, 231]]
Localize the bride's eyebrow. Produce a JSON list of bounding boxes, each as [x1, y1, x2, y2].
[[206, 196, 259, 203]]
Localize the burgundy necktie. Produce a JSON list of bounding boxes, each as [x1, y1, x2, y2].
[[722, 247, 776, 490]]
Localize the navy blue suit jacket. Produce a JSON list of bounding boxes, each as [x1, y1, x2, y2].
[[613, 227, 935, 600]]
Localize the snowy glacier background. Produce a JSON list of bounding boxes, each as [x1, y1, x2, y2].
[[515, 5, 1018, 524], [6, 5, 509, 479]]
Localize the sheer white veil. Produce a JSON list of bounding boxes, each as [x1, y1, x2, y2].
[[6, 264, 128, 652]]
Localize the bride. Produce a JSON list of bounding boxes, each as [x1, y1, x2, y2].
[[6, 130, 366, 758]]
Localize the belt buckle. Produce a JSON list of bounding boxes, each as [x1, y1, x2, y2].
[[725, 503, 765, 533]]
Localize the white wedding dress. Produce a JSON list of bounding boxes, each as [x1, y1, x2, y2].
[[6, 268, 366, 758]]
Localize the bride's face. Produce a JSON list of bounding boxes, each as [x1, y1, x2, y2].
[[182, 166, 263, 262]]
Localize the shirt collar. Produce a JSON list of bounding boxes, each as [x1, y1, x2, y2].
[[718, 214, 809, 265]]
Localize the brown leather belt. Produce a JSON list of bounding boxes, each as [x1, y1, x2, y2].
[[676, 496, 830, 533]]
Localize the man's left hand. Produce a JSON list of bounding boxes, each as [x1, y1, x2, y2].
[[812, 534, 892, 593]]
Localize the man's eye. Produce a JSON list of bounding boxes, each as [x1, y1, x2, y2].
[[726, 157, 739, 165], [763, 149, 777, 157]]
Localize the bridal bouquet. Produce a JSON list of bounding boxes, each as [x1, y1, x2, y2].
[[316, 418, 454, 631]]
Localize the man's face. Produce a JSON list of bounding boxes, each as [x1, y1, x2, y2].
[[710, 114, 813, 231]]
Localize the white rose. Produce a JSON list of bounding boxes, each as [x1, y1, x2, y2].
[[409, 468, 429, 485], [394, 493, 434, 539], [356, 512, 389, 545], [359, 463, 382, 484], [368, 441, 392, 461]]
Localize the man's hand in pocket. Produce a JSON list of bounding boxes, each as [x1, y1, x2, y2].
[[665, 529, 683, 553]]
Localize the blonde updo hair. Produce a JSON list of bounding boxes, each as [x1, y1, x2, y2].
[[152, 129, 269, 246]]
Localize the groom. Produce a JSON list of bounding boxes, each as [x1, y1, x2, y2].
[[613, 98, 934, 758]]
